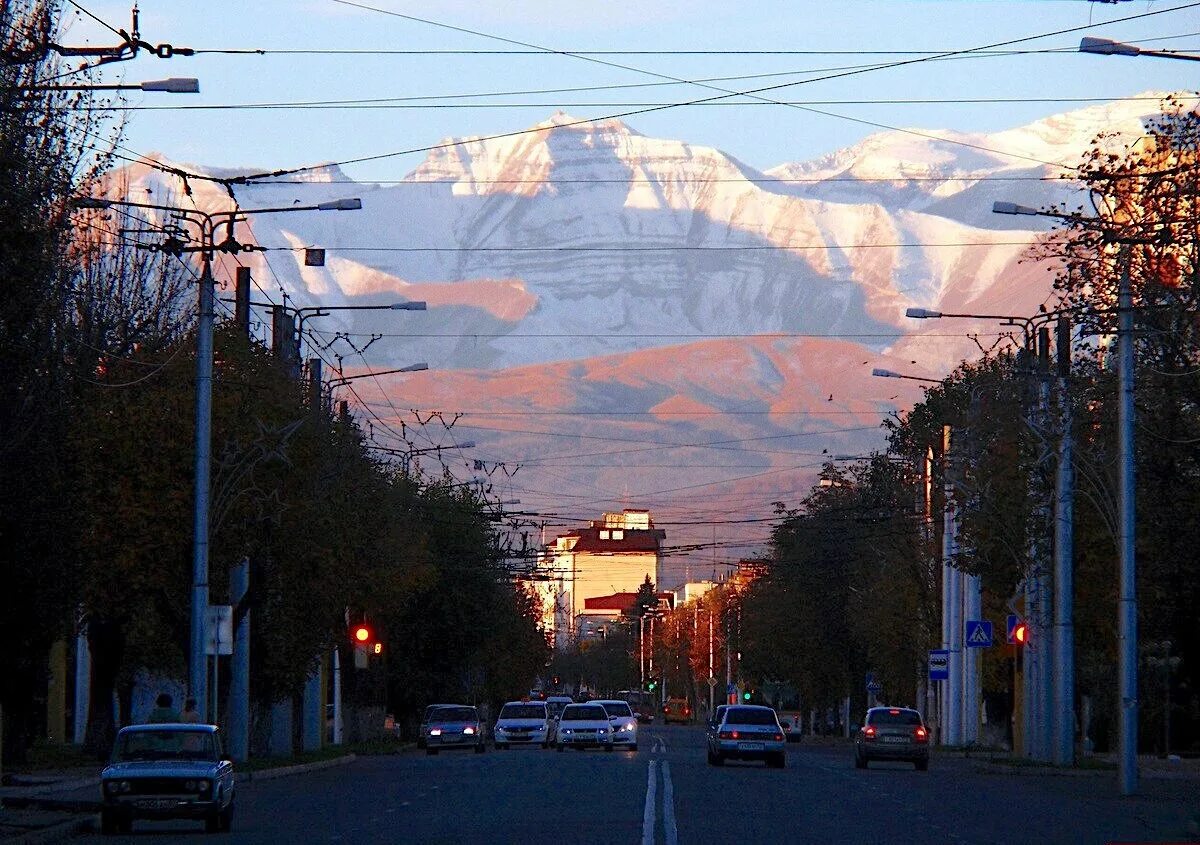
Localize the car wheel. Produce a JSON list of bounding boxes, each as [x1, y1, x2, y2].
[[556, 744, 565, 753], [768, 752, 786, 769], [855, 751, 868, 769], [100, 809, 118, 836], [915, 758, 929, 772], [474, 743, 485, 754], [605, 745, 613, 753], [204, 812, 221, 834], [629, 744, 638, 752], [711, 751, 724, 767], [118, 816, 133, 834], [220, 804, 234, 832], [417, 738, 426, 750], [427, 747, 438, 756]]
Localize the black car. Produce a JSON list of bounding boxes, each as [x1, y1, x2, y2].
[[854, 706, 930, 770]]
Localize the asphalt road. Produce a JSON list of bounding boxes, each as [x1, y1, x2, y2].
[[73, 726, 1198, 844]]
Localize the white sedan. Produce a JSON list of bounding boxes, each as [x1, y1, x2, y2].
[[494, 701, 552, 749], [593, 699, 638, 751], [555, 703, 615, 752]]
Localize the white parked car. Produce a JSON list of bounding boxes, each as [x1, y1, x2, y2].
[[593, 699, 638, 751], [555, 703, 614, 752], [494, 701, 551, 749]]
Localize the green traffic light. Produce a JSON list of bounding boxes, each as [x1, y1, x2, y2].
[[742, 691, 751, 701]]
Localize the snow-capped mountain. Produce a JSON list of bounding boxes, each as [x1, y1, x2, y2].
[[108, 93, 1188, 582]]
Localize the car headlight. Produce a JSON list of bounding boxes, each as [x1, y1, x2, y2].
[[104, 781, 119, 794], [463, 726, 476, 735], [120, 781, 132, 793], [184, 780, 197, 791], [562, 728, 572, 734], [622, 721, 637, 731], [430, 728, 442, 736], [198, 780, 211, 793], [598, 728, 609, 734], [495, 726, 506, 734]]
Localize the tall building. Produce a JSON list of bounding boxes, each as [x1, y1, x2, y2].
[[532, 510, 666, 649]]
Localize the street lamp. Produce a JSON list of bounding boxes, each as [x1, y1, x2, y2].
[[871, 367, 941, 384], [19, 77, 200, 93], [327, 362, 429, 388], [993, 199, 1139, 790], [1079, 36, 1200, 63], [71, 194, 361, 720]]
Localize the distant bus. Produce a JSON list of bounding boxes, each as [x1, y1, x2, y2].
[[617, 690, 655, 723]]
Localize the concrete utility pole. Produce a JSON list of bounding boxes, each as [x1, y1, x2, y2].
[[228, 557, 250, 762], [1053, 317, 1076, 767], [1116, 257, 1138, 795], [942, 425, 962, 746]]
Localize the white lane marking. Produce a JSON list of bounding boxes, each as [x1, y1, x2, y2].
[[661, 761, 678, 845], [641, 760, 658, 845], [651, 736, 666, 754]]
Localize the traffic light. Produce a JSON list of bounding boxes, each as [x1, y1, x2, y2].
[[647, 680, 657, 691], [1008, 619, 1027, 648], [351, 623, 372, 644], [742, 690, 751, 701]]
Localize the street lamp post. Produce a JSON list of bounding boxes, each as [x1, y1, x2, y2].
[[991, 199, 1144, 790], [72, 194, 361, 720], [1079, 37, 1200, 63]]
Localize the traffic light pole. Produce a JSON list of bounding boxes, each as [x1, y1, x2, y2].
[[189, 251, 215, 716]]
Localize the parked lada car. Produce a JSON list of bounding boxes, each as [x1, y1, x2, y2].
[[100, 723, 235, 835]]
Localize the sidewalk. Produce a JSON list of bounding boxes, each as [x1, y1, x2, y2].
[[0, 753, 362, 843]]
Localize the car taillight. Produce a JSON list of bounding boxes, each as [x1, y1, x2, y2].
[[719, 730, 737, 740], [915, 726, 928, 742], [773, 733, 784, 741], [664, 706, 670, 713], [863, 726, 876, 739]]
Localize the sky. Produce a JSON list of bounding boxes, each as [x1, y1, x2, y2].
[[53, 0, 1200, 572], [64, 0, 1200, 182]]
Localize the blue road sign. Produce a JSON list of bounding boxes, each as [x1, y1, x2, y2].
[[727, 682, 737, 696], [928, 649, 949, 681], [1006, 614, 1021, 644], [867, 681, 882, 693], [864, 672, 875, 690], [966, 620, 993, 648]]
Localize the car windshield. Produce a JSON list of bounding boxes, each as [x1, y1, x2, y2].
[[868, 709, 922, 726], [562, 706, 607, 721], [725, 707, 777, 726], [432, 707, 477, 723], [500, 704, 546, 720], [600, 702, 633, 718], [113, 729, 217, 762]]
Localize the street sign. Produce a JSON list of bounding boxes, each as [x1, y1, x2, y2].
[[965, 620, 993, 648], [726, 682, 737, 696], [205, 605, 233, 655], [866, 681, 882, 693], [928, 649, 949, 681], [1006, 614, 1022, 644], [707, 677, 718, 689], [864, 672, 875, 688]]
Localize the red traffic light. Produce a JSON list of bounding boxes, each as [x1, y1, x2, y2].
[[352, 624, 372, 643], [1013, 622, 1028, 645]]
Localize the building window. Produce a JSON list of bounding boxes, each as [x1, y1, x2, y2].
[[612, 529, 624, 540], [600, 530, 610, 540]]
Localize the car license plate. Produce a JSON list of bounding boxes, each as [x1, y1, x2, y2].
[[136, 798, 177, 809], [884, 736, 907, 743], [737, 742, 764, 751]]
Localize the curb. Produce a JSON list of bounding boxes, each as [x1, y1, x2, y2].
[[236, 753, 356, 783], [3, 815, 94, 845]]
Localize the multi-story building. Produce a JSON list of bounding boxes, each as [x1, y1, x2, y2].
[[531, 510, 666, 649]]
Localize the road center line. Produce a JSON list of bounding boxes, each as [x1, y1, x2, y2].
[[642, 760, 658, 845], [661, 761, 678, 845]]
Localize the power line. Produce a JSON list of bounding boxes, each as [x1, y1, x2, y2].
[[257, 240, 1039, 253]]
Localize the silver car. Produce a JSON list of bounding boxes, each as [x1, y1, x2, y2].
[[100, 724, 235, 835], [854, 706, 930, 770], [705, 704, 787, 768], [494, 701, 551, 749]]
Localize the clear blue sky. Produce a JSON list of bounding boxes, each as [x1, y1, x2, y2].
[[67, 0, 1200, 182]]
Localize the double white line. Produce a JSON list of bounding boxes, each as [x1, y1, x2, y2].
[[641, 759, 678, 845]]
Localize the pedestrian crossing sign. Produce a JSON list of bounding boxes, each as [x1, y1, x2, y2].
[[965, 620, 993, 648]]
